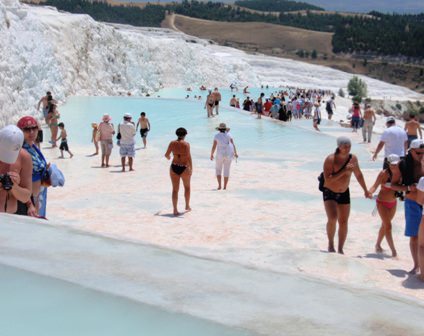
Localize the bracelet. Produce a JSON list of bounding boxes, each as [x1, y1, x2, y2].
[[25, 200, 33, 207]]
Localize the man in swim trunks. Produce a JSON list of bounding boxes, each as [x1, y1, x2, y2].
[[229, 95, 238, 108], [136, 112, 151, 149], [256, 93, 265, 119], [212, 88, 221, 115], [404, 113, 422, 148], [322, 136, 371, 254]]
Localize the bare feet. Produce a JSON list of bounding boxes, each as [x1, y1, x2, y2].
[[173, 209, 181, 216], [70, 154, 74, 158], [408, 266, 419, 275], [375, 245, 383, 253], [338, 249, 344, 255], [101, 163, 106, 168], [217, 186, 221, 190], [391, 250, 397, 258], [185, 206, 192, 212], [129, 168, 134, 171], [328, 245, 336, 253]]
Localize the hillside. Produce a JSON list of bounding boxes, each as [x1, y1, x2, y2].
[[169, 14, 333, 55], [164, 14, 424, 94]]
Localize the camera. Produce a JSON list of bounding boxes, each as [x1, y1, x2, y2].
[[0, 174, 13, 191], [395, 191, 405, 201]]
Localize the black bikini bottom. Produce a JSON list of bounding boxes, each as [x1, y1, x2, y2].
[[171, 163, 187, 175]]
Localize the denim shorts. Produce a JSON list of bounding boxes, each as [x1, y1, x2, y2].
[[405, 198, 422, 237]]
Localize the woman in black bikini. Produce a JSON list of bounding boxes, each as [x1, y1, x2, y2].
[[165, 128, 192, 216]]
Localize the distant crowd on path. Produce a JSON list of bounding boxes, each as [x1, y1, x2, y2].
[[225, 86, 335, 131], [322, 115, 424, 280]]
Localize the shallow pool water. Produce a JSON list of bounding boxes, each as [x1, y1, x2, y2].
[[59, 95, 372, 172], [0, 264, 253, 336]]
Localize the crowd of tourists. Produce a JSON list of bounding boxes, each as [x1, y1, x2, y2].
[[1, 86, 423, 281]]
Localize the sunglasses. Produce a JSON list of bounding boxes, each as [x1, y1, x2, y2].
[[23, 126, 38, 132]]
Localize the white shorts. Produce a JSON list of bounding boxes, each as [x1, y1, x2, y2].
[[215, 155, 232, 177]]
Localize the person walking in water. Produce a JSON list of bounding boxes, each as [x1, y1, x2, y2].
[[368, 154, 402, 257], [210, 123, 238, 190], [322, 136, 371, 254], [136, 112, 151, 149], [212, 88, 221, 115], [362, 104, 376, 143], [165, 128, 192, 216], [312, 100, 321, 131], [205, 91, 215, 118]]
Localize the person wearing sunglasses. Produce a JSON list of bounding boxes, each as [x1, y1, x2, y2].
[[17, 116, 49, 217], [392, 139, 424, 274]]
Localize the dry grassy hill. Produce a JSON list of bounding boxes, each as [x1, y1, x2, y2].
[[163, 14, 424, 93], [167, 14, 333, 56]]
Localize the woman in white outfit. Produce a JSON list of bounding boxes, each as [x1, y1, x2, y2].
[[210, 123, 238, 190]]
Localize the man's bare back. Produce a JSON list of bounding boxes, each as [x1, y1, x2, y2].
[[405, 119, 422, 137]]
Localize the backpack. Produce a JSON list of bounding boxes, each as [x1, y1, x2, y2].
[[318, 154, 352, 192]]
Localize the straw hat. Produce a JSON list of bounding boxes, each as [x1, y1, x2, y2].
[[216, 123, 230, 131]]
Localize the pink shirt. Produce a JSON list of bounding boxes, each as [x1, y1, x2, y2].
[[98, 122, 114, 141]]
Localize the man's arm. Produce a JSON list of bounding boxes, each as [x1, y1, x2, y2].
[[352, 157, 371, 198], [372, 141, 385, 161], [418, 123, 422, 139]]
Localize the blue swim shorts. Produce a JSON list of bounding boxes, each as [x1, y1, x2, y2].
[[405, 198, 422, 237]]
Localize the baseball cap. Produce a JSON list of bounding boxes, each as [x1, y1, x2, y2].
[[409, 139, 424, 150], [0, 125, 24, 164], [337, 136, 351, 146], [124, 113, 132, 119], [17, 116, 38, 130], [386, 116, 396, 124], [387, 154, 401, 165]]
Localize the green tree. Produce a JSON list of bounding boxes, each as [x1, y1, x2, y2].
[[347, 76, 368, 99], [311, 49, 317, 59]]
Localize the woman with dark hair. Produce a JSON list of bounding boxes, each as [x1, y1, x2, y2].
[[48, 103, 60, 147], [368, 154, 403, 257], [164, 128, 192, 216], [322, 136, 370, 254], [17, 116, 49, 217]]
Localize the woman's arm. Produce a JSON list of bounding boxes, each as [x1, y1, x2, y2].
[[368, 170, 385, 195], [187, 143, 193, 171], [210, 140, 217, 160], [164, 143, 172, 160], [230, 139, 238, 158]]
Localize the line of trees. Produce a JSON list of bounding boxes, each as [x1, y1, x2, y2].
[[234, 0, 324, 12], [43, 0, 166, 27], [39, 0, 424, 59]]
